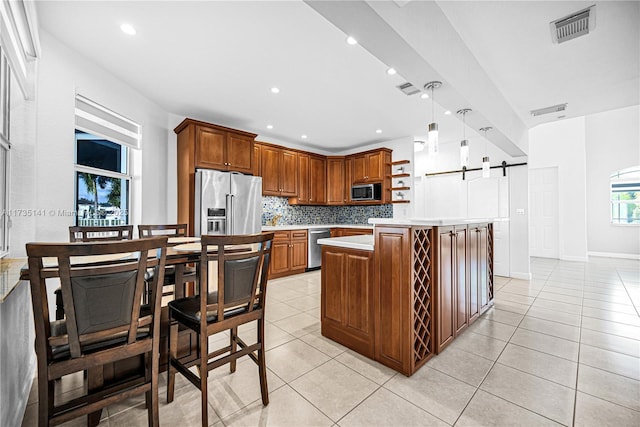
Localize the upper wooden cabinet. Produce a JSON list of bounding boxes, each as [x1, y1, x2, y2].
[[326, 157, 346, 205], [258, 143, 297, 197], [175, 118, 257, 234], [290, 153, 326, 205], [350, 149, 389, 183], [175, 118, 256, 175]]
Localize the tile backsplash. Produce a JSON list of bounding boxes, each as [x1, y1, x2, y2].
[[262, 196, 393, 225]]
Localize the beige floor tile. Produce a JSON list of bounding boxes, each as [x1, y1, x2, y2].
[[426, 347, 494, 387], [577, 365, 640, 411], [510, 328, 579, 361], [223, 385, 333, 427], [264, 300, 302, 323], [284, 294, 320, 311], [497, 343, 578, 388], [467, 319, 517, 342], [494, 291, 535, 306], [582, 306, 640, 327], [448, 331, 508, 361], [579, 344, 640, 380], [581, 316, 640, 340], [574, 391, 640, 427], [582, 298, 638, 315], [526, 306, 582, 327], [580, 329, 640, 358], [299, 330, 348, 358], [268, 286, 307, 303], [584, 292, 633, 305], [237, 321, 296, 351], [531, 298, 582, 315], [492, 300, 531, 315], [384, 366, 475, 424], [273, 312, 321, 337], [583, 285, 628, 297], [519, 315, 581, 342], [480, 307, 524, 326], [266, 339, 330, 382], [536, 291, 583, 306], [338, 388, 448, 427], [305, 305, 321, 319], [204, 357, 285, 419], [480, 364, 574, 425], [290, 360, 378, 421], [497, 285, 541, 297], [544, 280, 585, 291], [540, 286, 583, 297], [456, 390, 562, 427], [334, 350, 396, 385]]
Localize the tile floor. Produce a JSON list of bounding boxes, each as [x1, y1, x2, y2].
[[21, 257, 640, 426]]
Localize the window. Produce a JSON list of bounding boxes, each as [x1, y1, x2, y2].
[[0, 47, 11, 256], [610, 166, 640, 225], [74, 95, 141, 226]]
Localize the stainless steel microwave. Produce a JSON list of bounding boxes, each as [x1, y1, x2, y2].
[[351, 183, 382, 201]]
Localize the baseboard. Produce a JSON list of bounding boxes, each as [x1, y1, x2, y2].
[[588, 251, 640, 260], [560, 255, 589, 262], [510, 272, 532, 280]]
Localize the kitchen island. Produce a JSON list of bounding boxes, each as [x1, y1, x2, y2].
[[318, 218, 494, 376]]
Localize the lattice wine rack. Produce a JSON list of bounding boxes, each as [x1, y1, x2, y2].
[[412, 227, 434, 368]]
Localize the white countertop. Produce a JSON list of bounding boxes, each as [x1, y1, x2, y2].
[[317, 235, 374, 251], [262, 224, 373, 231], [368, 217, 508, 227]]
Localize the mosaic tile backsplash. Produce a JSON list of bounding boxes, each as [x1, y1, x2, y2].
[[262, 196, 393, 225]]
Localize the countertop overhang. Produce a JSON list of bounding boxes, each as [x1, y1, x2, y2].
[[368, 217, 508, 227], [317, 235, 374, 251]]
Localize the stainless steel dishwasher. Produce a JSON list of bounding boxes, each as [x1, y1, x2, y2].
[[307, 228, 330, 270]]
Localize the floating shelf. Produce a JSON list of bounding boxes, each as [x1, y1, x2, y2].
[[391, 160, 410, 166], [389, 187, 410, 191], [390, 200, 411, 204], [390, 173, 410, 178]]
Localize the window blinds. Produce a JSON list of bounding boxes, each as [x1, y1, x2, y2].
[[74, 94, 141, 149]]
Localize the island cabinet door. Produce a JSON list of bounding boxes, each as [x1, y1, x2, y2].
[[321, 247, 375, 358], [374, 226, 412, 374], [454, 226, 468, 336], [436, 227, 456, 352]]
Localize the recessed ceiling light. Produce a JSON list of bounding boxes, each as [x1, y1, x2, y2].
[[270, 87, 280, 94], [266, 124, 273, 129], [420, 93, 429, 99], [346, 36, 358, 45], [375, 129, 382, 134], [444, 110, 452, 115], [386, 68, 397, 75], [301, 135, 308, 139], [120, 23, 136, 35]]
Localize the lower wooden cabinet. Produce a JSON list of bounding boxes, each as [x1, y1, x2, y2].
[[330, 227, 373, 237], [269, 230, 308, 279], [321, 246, 375, 358]]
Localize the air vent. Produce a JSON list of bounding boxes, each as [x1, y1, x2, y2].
[[550, 5, 596, 44], [397, 82, 420, 96], [530, 103, 568, 117]]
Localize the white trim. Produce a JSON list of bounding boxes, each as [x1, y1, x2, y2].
[[560, 255, 589, 262], [510, 271, 532, 280], [588, 251, 640, 260]]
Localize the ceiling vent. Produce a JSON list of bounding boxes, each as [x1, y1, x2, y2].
[[550, 5, 596, 44], [397, 82, 420, 96], [530, 103, 568, 117]]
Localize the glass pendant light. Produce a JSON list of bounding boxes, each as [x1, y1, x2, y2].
[[457, 108, 471, 168], [480, 127, 492, 178], [424, 81, 442, 155]]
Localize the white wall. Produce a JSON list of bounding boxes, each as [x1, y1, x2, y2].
[[585, 105, 640, 257], [529, 117, 588, 261], [19, 31, 171, 253]]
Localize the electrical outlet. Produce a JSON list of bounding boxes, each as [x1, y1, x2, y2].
[[516, 208, 525, 215]]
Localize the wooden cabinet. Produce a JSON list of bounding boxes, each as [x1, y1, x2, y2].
[[253, 143, 261, 176], [290, 154, 326, 205], [175, 118, 257, 235], [326, 157, 346, 205], [268, 230, 308, 279], [350, 150, 387, 183], [260, 144, 297, 197], [330, 228, 373, 237], [321, 246, 375, 358], [469, 223, 491, 321]]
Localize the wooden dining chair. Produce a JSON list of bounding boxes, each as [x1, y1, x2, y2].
[[53, 225, 135, 320], [166, 232, 274, 426], [27, 236, 168, 426], [138, 224, 197, 298], [69, 224, 134, 242]]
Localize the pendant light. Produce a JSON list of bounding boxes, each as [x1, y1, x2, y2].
[[480, 126, 493, 178], [456, 108, 471, 168], [424, 81, 442, 155]]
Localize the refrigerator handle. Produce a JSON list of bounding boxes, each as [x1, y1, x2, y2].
[[225, 194, 231, 235], [229, 194, 235, 235]]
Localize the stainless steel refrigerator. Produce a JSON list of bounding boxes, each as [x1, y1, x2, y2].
[[194, 169, 262, 236]]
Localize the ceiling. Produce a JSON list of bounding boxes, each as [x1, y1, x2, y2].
[[35, 1, 639, 155]]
